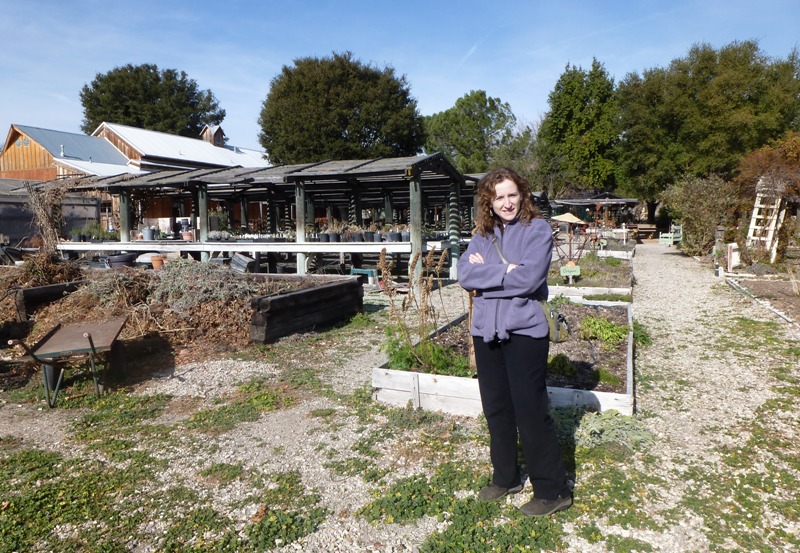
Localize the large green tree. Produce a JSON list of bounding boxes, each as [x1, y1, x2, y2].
[[80, 63, 225, 136], [616, 40, 800, 212], [258, 52, 425, 164], [423, 90, 517, 174], [536, 59, 618, 196]]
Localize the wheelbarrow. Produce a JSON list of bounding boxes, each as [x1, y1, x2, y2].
[[8, 316, 128, 407]]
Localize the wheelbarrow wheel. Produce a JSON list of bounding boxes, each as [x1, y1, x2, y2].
[[42, 364, 58, 391], [108, 340, 127, 381]]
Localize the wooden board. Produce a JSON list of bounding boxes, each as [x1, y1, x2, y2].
[[372, 302, 635, 416], [373, 368, 634, 416], [250, 277, 363, 343]]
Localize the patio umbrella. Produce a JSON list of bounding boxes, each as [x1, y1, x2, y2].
[[551, 212, 585, 224]]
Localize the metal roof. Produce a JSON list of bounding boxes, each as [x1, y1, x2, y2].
[[62, 153, 471, 208], [54, 158, 145, 177], [11, 124, 130, 165], [94, 123, 270, 168]]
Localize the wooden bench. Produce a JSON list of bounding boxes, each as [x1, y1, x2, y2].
[[659, 224, 683, 246], [350, 267, 379, 284], [631, 223, 658, 239]]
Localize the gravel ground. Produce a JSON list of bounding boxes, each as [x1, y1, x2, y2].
[[130, 242, 800, 551], [2, 240, 798, 551]]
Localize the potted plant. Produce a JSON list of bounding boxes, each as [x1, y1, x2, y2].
[[141, 226, 156, 241], [364, 223, 379, 242], [397, 224, 411, 242], [322, 220, 345, 242], [343, 222, 365, 242], [207, 230, 232, 241], [386, 224, 403, 242]]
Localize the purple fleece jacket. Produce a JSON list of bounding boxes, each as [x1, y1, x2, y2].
[[457, 218, 551, 342]]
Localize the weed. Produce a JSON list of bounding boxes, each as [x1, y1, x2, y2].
[[585, 293, 633, 302], [185, 379, 294, 433], [596, 367, 624, 386], [633, 319, 653, 347], [199, 462, 246, 484]]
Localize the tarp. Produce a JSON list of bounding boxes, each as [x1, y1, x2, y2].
[[551, 212, 585, 224]]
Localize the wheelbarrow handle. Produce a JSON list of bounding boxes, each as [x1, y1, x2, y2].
[[8, 338, 46, 365], [83, 332, 99, 356]]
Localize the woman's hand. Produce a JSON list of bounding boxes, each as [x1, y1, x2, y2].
[[468, 252, 485, 264]]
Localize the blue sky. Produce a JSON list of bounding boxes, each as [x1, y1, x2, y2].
[[1, 0, 798, 151]]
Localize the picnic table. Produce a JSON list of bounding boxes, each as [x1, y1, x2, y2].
[[8, 316, 128, 407]]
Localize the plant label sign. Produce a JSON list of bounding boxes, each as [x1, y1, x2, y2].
[[560, 264, 581, 284]]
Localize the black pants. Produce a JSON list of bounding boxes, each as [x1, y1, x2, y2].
[[473, 334, 568, 500]]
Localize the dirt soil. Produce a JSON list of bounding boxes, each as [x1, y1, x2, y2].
[[734, 278, 800, 324], [429, 302, 630, 394]]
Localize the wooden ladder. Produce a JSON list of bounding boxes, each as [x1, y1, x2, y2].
[[747, 192, 786, 262]]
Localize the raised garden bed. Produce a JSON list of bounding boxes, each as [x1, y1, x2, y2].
[[13, 280, 85, 321], [372, 300, 634, 416], [249, 274, 363, 343]]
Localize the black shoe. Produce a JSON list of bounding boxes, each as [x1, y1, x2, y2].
[[519, 494, 572, 516], [477, 483, 524, 501]]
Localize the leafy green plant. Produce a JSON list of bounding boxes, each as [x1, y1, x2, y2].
[[575, 409, 655, 451], [549, 353, 577, 377], [580, 316, 629, 346], [359, 462, 482, 524]]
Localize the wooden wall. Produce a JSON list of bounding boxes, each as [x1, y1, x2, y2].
[[0, 130, 57, 180], [94, 127, 141, 162]]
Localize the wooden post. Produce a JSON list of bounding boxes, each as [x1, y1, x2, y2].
[[349, 180, 362, 226], [267, 189, 278, 234], [197, 184, 209, 261], [384, 192, 393, 227], [239, 195, 248, 233], [409, 167, 423, 293], [118, 190, 131, 242], [295, 182, 306, 275], [448, 180, 461, 279]]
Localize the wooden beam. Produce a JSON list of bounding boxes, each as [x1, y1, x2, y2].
[[409, 169, 423, 290], [295, 181, 307, 275], [198, 184, 209, 261], [119, 190, 131, 242], [448, 180, 461, 279]]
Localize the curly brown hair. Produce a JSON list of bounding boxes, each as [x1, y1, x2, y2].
[[474, 167, 539, 236]]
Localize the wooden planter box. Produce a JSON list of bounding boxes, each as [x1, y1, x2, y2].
[[596, 249, 635, 260], [372, 301, 634, 416], [14, 281, 86, 321], [548, 285, 633, 300], [249, 275, 363, 343]]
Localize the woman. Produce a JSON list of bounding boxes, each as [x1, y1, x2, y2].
[[457, 167, 572, 517]]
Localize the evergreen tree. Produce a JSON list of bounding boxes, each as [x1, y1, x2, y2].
[[423, 90, 517, 173], [258, 51, 425, 164], [536, 59, 618, 195], [80, 63, 225, 136]]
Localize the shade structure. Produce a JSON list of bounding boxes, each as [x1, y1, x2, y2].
[[551, 212, 585, 224]]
